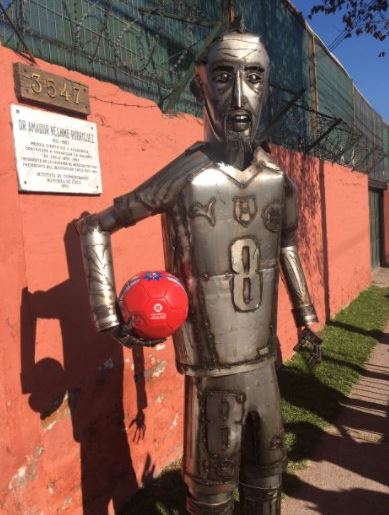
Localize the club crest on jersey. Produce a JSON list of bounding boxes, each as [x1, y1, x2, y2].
[[233, 195, 258, 227], [262, 203, 281, 232], [189, 197, 216, 227]]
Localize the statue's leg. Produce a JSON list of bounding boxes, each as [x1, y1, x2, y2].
[[182, 374, 246, 515], [186, 490, 234, 515], [239, 363, 287, 515], [239, 475, 282, 515]]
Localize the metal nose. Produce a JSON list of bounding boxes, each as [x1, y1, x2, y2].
[[233, 71, 243, 108]]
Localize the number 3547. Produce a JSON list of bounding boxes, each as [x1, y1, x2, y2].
[[30, 73, 82, 104]]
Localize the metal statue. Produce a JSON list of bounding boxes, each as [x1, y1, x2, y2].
[[76, 23, 319, 515]]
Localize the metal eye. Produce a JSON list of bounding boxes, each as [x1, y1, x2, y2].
[[215, 72, 231, 83], [247, 73, 262, 84]]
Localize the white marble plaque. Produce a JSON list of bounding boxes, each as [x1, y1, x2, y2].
[[11, 104, 102, 194]]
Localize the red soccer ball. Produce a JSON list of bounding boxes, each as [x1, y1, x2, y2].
[[118, 271, 189, 339]]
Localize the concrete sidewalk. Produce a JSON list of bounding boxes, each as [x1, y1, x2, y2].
[[283, 268, 389, 515]]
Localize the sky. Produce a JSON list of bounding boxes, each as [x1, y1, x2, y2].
[[291, 0, 389, 122]]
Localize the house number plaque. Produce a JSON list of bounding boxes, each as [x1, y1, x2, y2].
[[13, 63, 90, 115]]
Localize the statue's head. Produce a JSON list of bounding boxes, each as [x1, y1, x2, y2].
[[192, 25, 269, 149]]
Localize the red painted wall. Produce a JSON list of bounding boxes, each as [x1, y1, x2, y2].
[[0, 45, 371, 513], [324, 162, 371, 314], [384, 188, 389, 266], [0, 46, 200, 514], [273, 148, 371, 341], [272, 147, 327, 358]]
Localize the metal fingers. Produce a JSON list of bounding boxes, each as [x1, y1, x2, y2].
[[108, 322, 166, 348], [294, 326, 323, 369]]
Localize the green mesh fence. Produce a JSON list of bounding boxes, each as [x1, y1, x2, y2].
[[0, 0, 388, 180], [315, 44, 354, 124], [313, 39, 356, 164], [353, 86, 386, 179]]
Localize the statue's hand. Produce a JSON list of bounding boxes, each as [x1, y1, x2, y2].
[[129, 410, 146, 442], [293, 326, 322, 369], [108, 318, 166, 349]]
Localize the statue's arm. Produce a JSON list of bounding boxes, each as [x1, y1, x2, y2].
[[75, 142, 211, 340], [279, 176, 318, 328], [75, 188, 158, 336]]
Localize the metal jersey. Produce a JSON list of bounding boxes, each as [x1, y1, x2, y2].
[[132, 143, 286, 376], [163, 159, 283, 376]]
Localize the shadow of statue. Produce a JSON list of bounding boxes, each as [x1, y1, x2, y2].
[[119, 461, 186, 515], [283, 471, 389, 515], [327, 320, 387, 343], [285, 418, 389, 489], [20, 220, 151, 513], [279, 362, 387, 449]]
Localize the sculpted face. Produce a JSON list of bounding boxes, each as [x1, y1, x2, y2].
[[196, 32, 269, 145]]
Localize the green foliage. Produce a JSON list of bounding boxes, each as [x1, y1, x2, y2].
[[120, 286, 389, 514], [309, 0, 388, 55]]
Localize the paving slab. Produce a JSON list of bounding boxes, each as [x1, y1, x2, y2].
[[372, 267, 389, 288], [283, 276, 389, 515]]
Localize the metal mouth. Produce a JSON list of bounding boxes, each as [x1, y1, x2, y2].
[[227, 110, 251, 132]]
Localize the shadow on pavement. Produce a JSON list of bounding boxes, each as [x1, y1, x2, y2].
[[284, 472, 389, 515]]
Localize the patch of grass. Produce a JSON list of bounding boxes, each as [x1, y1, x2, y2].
[[120, 286, 389, 514], [281, 286, 389, 472]]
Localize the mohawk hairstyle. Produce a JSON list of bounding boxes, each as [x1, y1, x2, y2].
[[228, 15, 246, 33]]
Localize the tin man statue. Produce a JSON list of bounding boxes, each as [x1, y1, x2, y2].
[[77, 22, 319, 515]]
